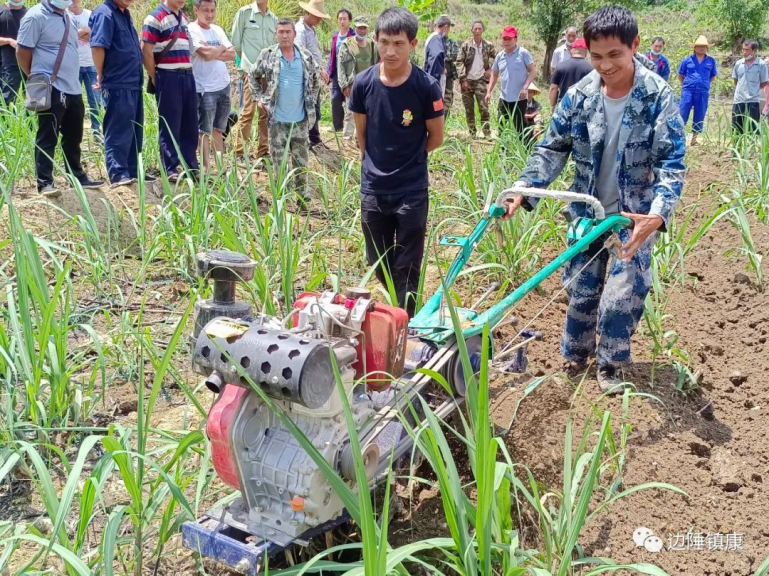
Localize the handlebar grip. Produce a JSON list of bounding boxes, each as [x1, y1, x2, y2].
[[495, 186, 606, 220]]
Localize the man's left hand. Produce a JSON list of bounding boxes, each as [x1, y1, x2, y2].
[[321, 70, 330, 84], [619, 212, 664, 261], [519, 89, 529, 101]]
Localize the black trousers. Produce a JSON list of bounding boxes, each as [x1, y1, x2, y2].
[[35, 87, 86, 190], [732, 102, 760, 134], [331, 76, 345, 131], [499, 98, 527, 134], [1, 64, 23, 105], [361, 191, 429, 317], [309, 100, 322, 145]]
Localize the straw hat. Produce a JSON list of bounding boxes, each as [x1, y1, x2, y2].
[[528, 82, 541, 94], [693, 35, 712, 47], [298, 0, 330, 19]]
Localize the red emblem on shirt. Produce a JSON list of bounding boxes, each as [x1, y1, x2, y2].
[[433, 99, 444, 112]]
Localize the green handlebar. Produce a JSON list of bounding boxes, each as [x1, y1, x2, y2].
[[461, 213, 631, 337]]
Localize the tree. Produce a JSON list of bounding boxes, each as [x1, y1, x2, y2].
[[704, 0, 769, 54], [528, 0, 585, 81]]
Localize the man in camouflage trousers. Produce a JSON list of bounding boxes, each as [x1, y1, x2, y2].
[[458, 20, 495, 137], [444, 34, 459, 123], [249, 18, 320, 202], [502, 6, 685, 393]]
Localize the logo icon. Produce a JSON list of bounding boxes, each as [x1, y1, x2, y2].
[[633, 527, 663, 553], [402, 109, 413, 127]]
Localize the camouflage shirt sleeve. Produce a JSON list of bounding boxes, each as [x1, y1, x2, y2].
[[457, 41, 469, 81], [249, 48, 268, 103], [337, 40, 354, 90], [307, 47, 321, 96], [648, 86, 686, 229], [519, 89, 576, 190]]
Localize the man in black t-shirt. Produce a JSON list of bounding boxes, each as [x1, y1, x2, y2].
[[0, 0, 27, 105], [348, 7, 444, 317], [549, 37, 592, 109]]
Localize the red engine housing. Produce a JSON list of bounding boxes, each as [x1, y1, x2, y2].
[[293, 292, 408, 391], [207, 384, 248, 490]]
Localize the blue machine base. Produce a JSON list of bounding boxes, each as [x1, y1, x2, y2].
[[182, 512, 350, 574]]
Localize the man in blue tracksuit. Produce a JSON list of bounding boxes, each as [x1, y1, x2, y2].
[[677, 35, 717, 145], [90, 0, 149, 187]]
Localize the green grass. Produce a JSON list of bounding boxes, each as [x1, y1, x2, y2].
[[0, 2, 767, 575]]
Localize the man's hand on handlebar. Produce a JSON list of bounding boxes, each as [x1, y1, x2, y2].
[[501, 195, 524, 220], [619, 212, 664, 261]]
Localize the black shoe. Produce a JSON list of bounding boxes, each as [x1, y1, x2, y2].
[[78, 177, 105, 189], [143, 174, 157, 183]]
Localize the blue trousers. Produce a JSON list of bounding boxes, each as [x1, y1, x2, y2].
[[102, 88, 143, 184], [79, 66, 102, 134], [560, 228, 653, 368], [679, 89, 709, 133], [155, 68, 199, 175]]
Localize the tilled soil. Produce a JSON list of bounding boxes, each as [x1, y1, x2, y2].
[[395, 144, 769, 574]]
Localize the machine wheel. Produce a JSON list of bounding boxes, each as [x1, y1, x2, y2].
[[442, 336, 487, 397], [340, 442, 380, 482]]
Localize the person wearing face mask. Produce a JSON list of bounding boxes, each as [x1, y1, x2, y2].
[[16, 0, 104, 195], [0, 0, 27, 105], [501, 6, 685, 394], [645, 36, 669, 81], [677, 35, 717, 145], [90, 0, 150, 188], [337, 15, 376, 140], [328, 8, 353, 135], [424, 14, 451, 95], [551, 26, 577, 73], [731, 39, 768, 134]]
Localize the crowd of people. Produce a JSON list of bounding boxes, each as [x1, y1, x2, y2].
[[0, 1, 762, 390]]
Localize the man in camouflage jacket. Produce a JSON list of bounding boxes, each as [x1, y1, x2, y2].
[[337, 18, 378, 103], [457, 21, 496, 137], [502, 6, 685, 393], [249, 19, 320, 201], [444, 36, 459, 122]]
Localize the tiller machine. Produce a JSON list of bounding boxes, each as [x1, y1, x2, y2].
[[182, 189, 631, 573]]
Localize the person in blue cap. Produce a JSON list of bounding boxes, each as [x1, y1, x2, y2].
[[677, 35, 717, 145]]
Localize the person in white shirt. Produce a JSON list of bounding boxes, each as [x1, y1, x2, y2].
[[189, 0, 234, 171], [68, 0, 101, 138], [550, 26, 577, 73]]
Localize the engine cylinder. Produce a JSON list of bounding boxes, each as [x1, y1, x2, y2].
[[193, 319, 355, 409]]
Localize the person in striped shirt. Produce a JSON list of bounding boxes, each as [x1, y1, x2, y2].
[[141, 0, 199, 180]]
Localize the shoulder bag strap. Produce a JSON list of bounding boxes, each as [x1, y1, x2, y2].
[[51, 12, 70, 84], [155, 16, 182, 62]]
